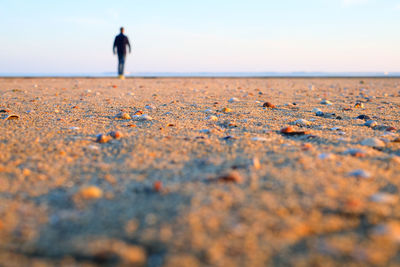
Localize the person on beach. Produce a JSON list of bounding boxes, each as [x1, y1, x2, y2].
[[113, 27, 131, 79]]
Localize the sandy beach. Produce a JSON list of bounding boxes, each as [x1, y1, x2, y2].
[[1, 77, 400, 266]]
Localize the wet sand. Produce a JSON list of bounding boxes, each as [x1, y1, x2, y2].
[[1, 77, 400, 266]]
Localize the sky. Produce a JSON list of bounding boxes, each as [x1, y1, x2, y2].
[[1, 0, 400, 74]]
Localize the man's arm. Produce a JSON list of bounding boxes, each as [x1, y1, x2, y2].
[[126, 37, 131, 54], [113, 37, 117, 55]]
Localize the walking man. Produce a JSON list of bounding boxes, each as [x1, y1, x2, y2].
[[113, 27, 131, 79]]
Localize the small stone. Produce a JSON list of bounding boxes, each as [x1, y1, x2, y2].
[[206, 115, 218, 121], [301, 143, 313, 151], [364, 120, 378, 127], [316, 111, 324, 117], [118, 112, 131, 120], [228, 97, 239, 103], [386, 126, 397, 132], [109, 131, 123, 139], [320, 99, 332, 105], [354, 102, 364, 108], [311, 108, 321, 113], [293, 119, 311, 127], [217, 171, 243, 183], [69, 127, 80, 130], [263, 102, 276, 108], [347, 169, 371, 178], [79, 186, 103, 199], [0, 109, 11, 113], [318, 153, 335, 160], [203, 109, 213, 113], [222, 107, 232, 113], [134, 110, 143, 115], [370, 193, 398, 204], [252, 157, 261, 169], [344, 148, 366, 157], [134, 114, 153, 121], [251, 137, 268, 142], [361, 138, 385, 147], [96, 134, 112, 143], [357, 114, 371, 120], [280, 126, 294, 133], [153, 181, 162, 192], [145, 104, 155, 110]]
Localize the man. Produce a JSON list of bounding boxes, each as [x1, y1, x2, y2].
[[113, 27, 131, 79]]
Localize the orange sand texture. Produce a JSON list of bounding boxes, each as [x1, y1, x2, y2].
[[1, 78, 400, 266]]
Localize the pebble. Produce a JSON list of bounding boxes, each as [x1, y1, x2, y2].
[[206, 115, 218, 121], [199, 129, 211, 134], [361, 138, 385, 147], [79, 186, 103, 199], [320, 99, 332, 105], [357, 114, 371, 120], [0, 109, 11, 113], [347, 169, 371, 178], [251, 137, 268, 142], [96, 134, 112, 143], [252, 157, 261, 169], [280, 126, 294, 133], [293, 119, 311, 127], [109, 131, 123, 139], [133, 114, 153, 121], [370, 193, 398, 204], [311, 108, 321, 113], [203, 109, 213, 113], [118, 112, 131, 120], [263, 102, 276, 108], [153, 181, 162, 192], [228, 97, 239, 103], [318, 153, 335, 160], [222, 107, 232, 113], [364, 120, 378, 127], [385, 126, 397, 132], [354, 102, 364, 108], [217, 171, 243, 183], [69, 127, 80, 130], [344, 148, 366, 157], [145, 104, 155, 110]]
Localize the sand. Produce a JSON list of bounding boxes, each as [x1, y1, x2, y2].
[[0, 77, 400, 266]]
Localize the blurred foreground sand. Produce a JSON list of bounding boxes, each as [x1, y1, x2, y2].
[[0, 78, 400, 266]]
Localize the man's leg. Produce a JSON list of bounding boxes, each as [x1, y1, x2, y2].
[[118, 55, 123, 75], [119, 55, 126, 75]]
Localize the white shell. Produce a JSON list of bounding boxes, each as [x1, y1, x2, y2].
[[361, 138, 385, 147]]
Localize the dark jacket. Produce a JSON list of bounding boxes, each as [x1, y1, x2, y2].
[[113, 33, 131, 56]]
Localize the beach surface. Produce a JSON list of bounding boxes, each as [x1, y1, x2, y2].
[[1, 77, 400, 266]]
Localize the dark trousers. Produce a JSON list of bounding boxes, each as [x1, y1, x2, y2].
[[118, 54, 126, 75]]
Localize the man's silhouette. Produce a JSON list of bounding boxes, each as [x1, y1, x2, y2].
[[113, 27, 131, 79]]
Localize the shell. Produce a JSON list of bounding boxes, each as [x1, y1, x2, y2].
[[118, 112, 131, 120], [263, 102, 276, 108], [222, 107, 233, 113], [293, 119, 311, 127], [228, 97, 239, 103], [206, 115, 218, 121], [320, 99, 332, 105], [79, 186, 103, 199], [364, 120, 378, 127], [347, 169, 371, 178], [217, 171, 243, 183], [109, 131, 123, 139], [96, 134, 112, 143]]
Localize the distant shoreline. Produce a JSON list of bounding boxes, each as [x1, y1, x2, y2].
[[1, 76, 400, 79]]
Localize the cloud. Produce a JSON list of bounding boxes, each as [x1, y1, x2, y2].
[[395, 3, 400, 9]]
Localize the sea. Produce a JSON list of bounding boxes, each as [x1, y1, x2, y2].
[[1, 72, 399, 78]]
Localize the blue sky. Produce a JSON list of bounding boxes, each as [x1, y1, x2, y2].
[[1, 0, 400, 74]]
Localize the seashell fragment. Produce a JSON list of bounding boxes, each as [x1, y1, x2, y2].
[[4, 115, 19, 120], [263, 102, 276, 108], [96, 134, 112, 143], [222, 107, 232, 113], [217, 171, 243, 183], [79, 186, 103, 199], [206, 115, 218, 121], [109, 131, 123, 139], [228, 97, 239, 103], [364, 120, 378, 127], [347, 169, 371, 178], [370, 193, 398, 204], [117, 112, 131, 120], [293, 119, 311, 127], [354, 102, 364, 108], [320, 99, 332, 105]]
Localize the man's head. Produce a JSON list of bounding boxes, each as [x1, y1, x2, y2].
[[120, 27, 124, 34]]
